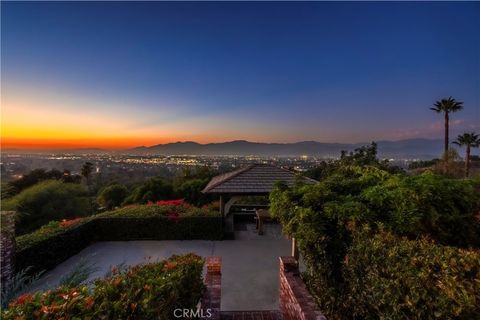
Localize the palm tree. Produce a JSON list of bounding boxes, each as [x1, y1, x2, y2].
[[430, 97, 464, 156], [453, 132, 480, 177], [81, 162, 94, 185]]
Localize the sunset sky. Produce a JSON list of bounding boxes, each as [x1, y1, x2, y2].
[[1, 2, 479, 150]]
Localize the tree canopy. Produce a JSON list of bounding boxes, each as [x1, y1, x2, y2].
[[2, 180, 93, 235]]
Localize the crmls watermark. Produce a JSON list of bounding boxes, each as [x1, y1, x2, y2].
[[173, 308, 213, 318]]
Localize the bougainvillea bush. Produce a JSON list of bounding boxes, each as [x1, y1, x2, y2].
[[2, 254, 205, 320], [99, 199, 219, 218]]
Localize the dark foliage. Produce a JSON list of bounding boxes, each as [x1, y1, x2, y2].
[[123, 177, 174, 204], [2, 180, 93, 235], [15, 205, 222, 274], [3, 254, 205, 320], [305, 142, 404, 180], [96, 183, 128, 210], [270, 148, 480, 319], [174, 178, 212, 206], [5, 168, 81, 197]]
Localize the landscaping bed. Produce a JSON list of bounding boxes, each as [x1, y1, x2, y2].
[[2, 254, 205, 320], [15, 203, 222, 274]]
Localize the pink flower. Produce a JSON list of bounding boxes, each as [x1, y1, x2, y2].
[[60, 218, 81, 228], [155, 199, 188, 206]]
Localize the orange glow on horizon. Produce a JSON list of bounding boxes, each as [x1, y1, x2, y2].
[[1, 93, 226, 150], [0, 137, 173, 150], [1, 86, 301, 150]]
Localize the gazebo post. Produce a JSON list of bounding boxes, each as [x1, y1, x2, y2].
[[219, 195, 225, 216], [292, 237, 299, 260]]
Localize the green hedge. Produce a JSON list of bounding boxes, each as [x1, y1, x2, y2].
[[93, 217, 223, 241], [16, 220, 96, 275], [15, 204, 222, 274], [3, 254, 205, 320], [270, 167, 480, 319], [98, 203, 219, 218], [340, 226, 480, 319], [301, 225, 480, 319]]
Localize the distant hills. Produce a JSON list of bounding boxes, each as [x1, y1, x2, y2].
[[2, 139, 452, 159], [129, 139, 446, 159]]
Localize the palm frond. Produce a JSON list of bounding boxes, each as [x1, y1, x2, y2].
[[453, 132, 480, 147], [431, 97, 463, 113]]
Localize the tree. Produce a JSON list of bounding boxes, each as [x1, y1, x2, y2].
[[97, 184, 128, 210], [433, 149, 464, 178], [305, 142, 403, 180], [340, 142, 380, 166], [81, 162, 94, 182], [1, 180, 92, 235], [123, 177, 174, 204], [453, 132, 480, 177], [62, 170, 82, 184], [175, 178, 211, 206], [8, 169, 64, 195], [430, 97, 464, 156]]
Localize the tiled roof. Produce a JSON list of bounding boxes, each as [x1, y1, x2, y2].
[[202, 164, 317, 194]]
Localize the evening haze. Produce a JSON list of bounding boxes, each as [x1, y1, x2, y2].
[[1, 1, 479, 150]]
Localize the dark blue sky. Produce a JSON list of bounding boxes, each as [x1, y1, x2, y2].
[[2, 1, 479, 147]]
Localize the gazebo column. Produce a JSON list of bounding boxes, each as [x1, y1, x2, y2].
[[224, 196, 242, 216], [292, 237, 299, 260], [219, 195, 225, 216]]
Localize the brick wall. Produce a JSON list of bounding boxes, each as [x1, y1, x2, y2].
[[1, 211, 16, 289], [201, 256, 221, 320], [279, 256, 327, 320]]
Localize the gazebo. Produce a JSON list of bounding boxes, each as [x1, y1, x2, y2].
[[202, 163, 317, 217]]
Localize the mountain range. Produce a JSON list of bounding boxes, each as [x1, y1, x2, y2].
[[129, 139, 447, 159]]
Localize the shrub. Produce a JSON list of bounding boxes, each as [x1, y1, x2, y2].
[[301, 225, 480, 320], [92, 203, 222, 241], [96, 183, 128, 210], [2, 254, 205, 320], [123, 177, 174, 204], [0, 267, 44, 309], [6, 168, 81, 197], [342, 226, 480, 319], [99, 202, 218, 218], [273, 167, 480, 248], [361, 172, 480, 247], [16, 219, 96, 274], [270, 166, 480, 319], [15, 205, 222, 274], [2, 180, 93, 235], [91, 254, 204, 319], [174, 178, 212, 206]]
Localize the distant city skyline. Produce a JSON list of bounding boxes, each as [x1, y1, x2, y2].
[[2, 2, 479, 149]]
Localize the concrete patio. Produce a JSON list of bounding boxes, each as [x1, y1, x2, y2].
[[33, 223, 291, 311]]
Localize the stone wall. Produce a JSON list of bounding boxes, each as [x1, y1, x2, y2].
[[201, 256, 221, 320], [279, 256, 327, 320], [1, 211, 16, 289]]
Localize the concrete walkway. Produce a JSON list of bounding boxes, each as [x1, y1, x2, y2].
[[33, 223, 291, 311]]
